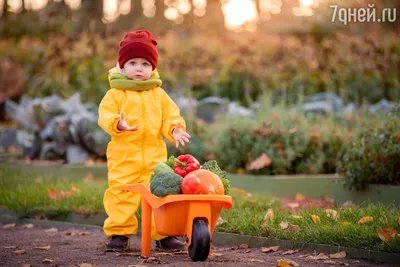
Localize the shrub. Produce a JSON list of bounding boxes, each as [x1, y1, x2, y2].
[[337, 104, 400, 190]]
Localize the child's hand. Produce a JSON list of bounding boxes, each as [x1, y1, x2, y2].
[[172, 122, 191, 148], [117, 112, 139, 131]]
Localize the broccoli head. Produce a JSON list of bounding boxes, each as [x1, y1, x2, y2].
[[150, 172, 182, 197]]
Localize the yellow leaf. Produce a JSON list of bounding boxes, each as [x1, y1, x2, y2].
[[326, 209, 339, 220], [4, 223, 15, 229], [264, 208, 274, 224], [71, 185, 80, 192], [280, 221, 289, 230], [42, 258, 55, 263], [329, 251, 346, 259], [250, 259, 265, 262], [210, 252, 222, 257], [261, 246, 279, 253], [282, 250, 298, 255], [34, 245, 50, 250], [358, 216, 373, 224], [45, 227, 58, 233], [323, 260, 336, 265], [13, 250, 26, 254], [292, 215, 303, 219], [247, 153, 272, 170], [231, 187, 252, 197], [248, 199, 256, 205], [295, 193, 305, 201], [378, 228, 398, 242], [342, 221, 350, 226], [287, 259, 300, 266], [276, 259, 290, 267], [398, 216, 400, 225], [83, 173, 94, 183], [311, 215, 321, 224], [307, 253, 329, 260], [24, 224, 34, 229]]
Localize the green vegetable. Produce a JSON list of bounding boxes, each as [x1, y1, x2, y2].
[[153, 162, 174, 175], [201, 160, 231, 195], [150, 172, 183, 197], [165, 156, 176, 169]]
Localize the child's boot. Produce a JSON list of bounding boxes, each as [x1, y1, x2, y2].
[[105, 235, 130, 252], [155, 237, 186, 251]]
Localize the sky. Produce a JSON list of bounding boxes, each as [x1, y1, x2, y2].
[[2, 0, 318, 30]]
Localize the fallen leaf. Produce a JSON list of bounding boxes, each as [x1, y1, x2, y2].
[[216, 216, 225, 226], [71, 185, 80, 192], [231, 187, 252, 197], [342, 221, 350, 226], [307, 253, 329, 260], [34, 245, 50, 250], [250, 258, 265, 262], [64, 232, 72, 236], [248, 199, 256, 205], [239, 243, 249, 249], [21, 264, 32, 267], [42, 258, 54, 263], [24, 224, 34, 229], [261, 246, 279, 253], [264, 208, 274, 224], [379, 216, 388, 224], [85, 159, 95, 166], [295, 193, 305, 201], [287, 202, 300, 209], [45, 227, 58, 233], [289, 223, 301, 231], [326, 209, 339, 220], [280, 221, 289, 230], [276, 259, 289, 267], [311, 215, 321, 224], [4, 223, 16, 229], [288, 127, 297, 134], [299, 254, 311, 258], [79, 231, 90, 236], [329, 251, 346, 259], [243, 249, 252, 253], [83, 173, 94, 183], [172, 250, 187, 255], [292, 215, 303, 219], [282, 250, 298, 255], [4, 246, 17, 249], [13, 250, 26, 254], [247, 153, 272, 170], [116, 252, 140, 257], [339, 262, 349, 266], [378, 228, 398, 242], [358, 216, 373, 224], [341, 201, 354, 208], [323, 260, 336, 265], [35, 177, 42, 183], [78, 264, 98, 267], [210, 252, 222, 257], [398, 216, 400, 225], [145, 257, 160, 263], [128, 265, 147, 267]]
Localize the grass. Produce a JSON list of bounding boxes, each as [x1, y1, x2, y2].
[[1, 163, 400, 253]]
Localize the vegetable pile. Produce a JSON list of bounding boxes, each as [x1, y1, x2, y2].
[[150, 154, 231, 197]]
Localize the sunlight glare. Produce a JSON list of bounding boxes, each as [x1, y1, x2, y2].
[[103, 0, 118, 21], [193, 0, 206, 9], [65, 0, 81, 10], [177, 0, 191, 15], [119, 0, 131, 15], [222, 0, 257, 30], [300, 0, 315, 7]]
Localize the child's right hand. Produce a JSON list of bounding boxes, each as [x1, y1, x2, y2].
[[117, 112, 139, 131]]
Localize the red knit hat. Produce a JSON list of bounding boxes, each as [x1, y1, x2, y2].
[[118, 30, 158, 69]]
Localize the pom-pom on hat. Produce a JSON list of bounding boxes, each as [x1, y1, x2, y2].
[[118, 30, 158, 69]]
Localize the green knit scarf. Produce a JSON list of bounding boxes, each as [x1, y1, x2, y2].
[[109, 68, 162, 91]]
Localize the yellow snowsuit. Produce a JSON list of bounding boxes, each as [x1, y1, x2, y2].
[[98, 68, 186, 239]]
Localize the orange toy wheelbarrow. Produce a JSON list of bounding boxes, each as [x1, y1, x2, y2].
[[120, 183, 232, 261]]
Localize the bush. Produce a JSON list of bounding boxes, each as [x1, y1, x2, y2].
[[337, 104, 400, 190]]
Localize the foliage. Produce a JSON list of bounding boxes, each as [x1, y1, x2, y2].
[[337, 104, 400, 190]]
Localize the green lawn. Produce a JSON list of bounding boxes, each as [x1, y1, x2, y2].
[[1, 163, 399, 253]]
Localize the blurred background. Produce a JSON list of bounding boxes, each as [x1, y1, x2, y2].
[[0, 0, 399, 178]]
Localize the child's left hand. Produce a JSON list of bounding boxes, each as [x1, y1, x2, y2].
[[172, 122, 191, 148]]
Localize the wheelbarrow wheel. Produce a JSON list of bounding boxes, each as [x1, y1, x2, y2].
[[188, 219, 210, 261]]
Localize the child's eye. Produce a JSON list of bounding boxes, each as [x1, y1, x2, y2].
[[143, 62, 150, 67], [130, 61, 136, 65]]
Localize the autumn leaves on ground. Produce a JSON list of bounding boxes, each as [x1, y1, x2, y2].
[[1, 222, 395, 267]]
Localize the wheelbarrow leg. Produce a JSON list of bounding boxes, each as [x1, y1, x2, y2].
[[141, 198, 151, 257]]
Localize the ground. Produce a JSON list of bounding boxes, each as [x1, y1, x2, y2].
[[1, 223, 397, 267]]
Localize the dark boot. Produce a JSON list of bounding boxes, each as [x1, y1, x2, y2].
[[105, 235, 130, 252], [155, 237, 187, 251]]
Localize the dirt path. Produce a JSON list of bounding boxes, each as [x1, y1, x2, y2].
[[0, 223, 396, 267]]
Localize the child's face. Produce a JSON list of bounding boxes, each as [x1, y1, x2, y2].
[[122, 58, 152, 80]]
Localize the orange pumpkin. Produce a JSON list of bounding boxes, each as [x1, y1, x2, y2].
[[183, 169, 225, 195]]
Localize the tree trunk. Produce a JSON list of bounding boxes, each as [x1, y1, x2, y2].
[[2, 0, 8, 19], [203, 0, 226, 34], [80, 0, 104, 32]]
